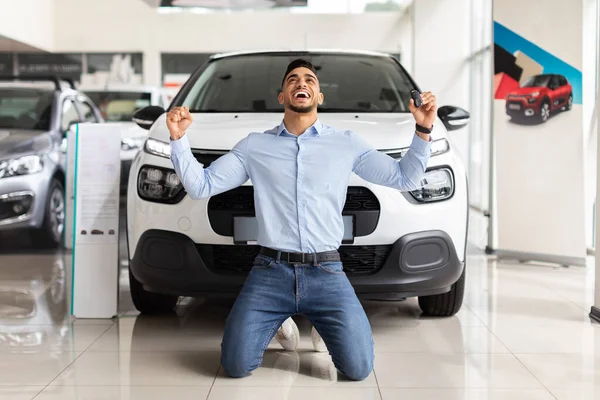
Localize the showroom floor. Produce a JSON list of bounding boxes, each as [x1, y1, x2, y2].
[[1, 234, 599, 399]]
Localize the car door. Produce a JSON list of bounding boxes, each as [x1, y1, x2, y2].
[[558, 76, 569, 105], [549, 75, 561, 110]]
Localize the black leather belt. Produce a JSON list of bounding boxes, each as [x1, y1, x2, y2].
[[260, 247, 340, 263]]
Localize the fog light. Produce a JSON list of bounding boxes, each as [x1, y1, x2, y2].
[[0, 192, 33, 219], [410, 168, 454, 202], [12, 203, 24, 214]]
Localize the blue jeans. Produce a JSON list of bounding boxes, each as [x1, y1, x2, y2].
[[220, 253, 374, 381]]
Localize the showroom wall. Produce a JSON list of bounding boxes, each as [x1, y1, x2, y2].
[[0, 0, 54, 51], [52, 0, 413, 86]]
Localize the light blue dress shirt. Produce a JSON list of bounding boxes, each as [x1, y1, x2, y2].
[[170, 119, 431, 253]]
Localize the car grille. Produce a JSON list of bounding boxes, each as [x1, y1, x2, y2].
[[196, 244, 392, 276], [207, 186, 380, 237], [192, 150, 227, 167]]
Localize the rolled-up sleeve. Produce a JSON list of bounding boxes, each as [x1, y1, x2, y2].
[[351, 131, 431, 191], [170, 134, 250, 199]]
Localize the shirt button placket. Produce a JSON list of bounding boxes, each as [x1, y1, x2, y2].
[[296, 137, 306, 253]]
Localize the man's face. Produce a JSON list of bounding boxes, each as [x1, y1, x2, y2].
[[278, 67, 324, 114]]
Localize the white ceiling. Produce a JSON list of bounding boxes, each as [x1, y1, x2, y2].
[[166, 0, 306, 8]]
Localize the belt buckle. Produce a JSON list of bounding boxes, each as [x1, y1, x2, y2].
[[287, 252, 305, 263]]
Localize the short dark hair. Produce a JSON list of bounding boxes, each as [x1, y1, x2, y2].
[[282, 59, 318, 86]]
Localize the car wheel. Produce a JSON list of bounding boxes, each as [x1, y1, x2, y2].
[[539, 100, 550, 123], [129, 268, 178, 314], [418, 266, 465, 317], [30, 178, 65, 248], [566, 93, 573, 110]]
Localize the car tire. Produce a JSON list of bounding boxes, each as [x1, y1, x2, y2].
[[129, 268, 178, 314], [30, 178, 65, 249], [566, 93, 573, 111], [539, 100, 550, 123], [418, 266, 465, 317]]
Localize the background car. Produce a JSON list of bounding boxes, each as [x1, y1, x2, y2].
[[0, 77, 103, 247], [126, 50, 471, 317], [505, 73, 573, 123], [80, 85, 171, 192]]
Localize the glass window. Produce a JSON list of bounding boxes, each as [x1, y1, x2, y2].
[[0, 88, 53, 130], [61, 99, 80, 132], [559, 75, 568, 86], [83, 91, 152, 122], [521, 75, 551, 88], [78, 100, 99, 123], [177, 53, 415, 113]]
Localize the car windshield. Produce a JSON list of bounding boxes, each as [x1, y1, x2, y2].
[[84, 91, 152, 122], [176, 53, 414, 113], [0, 88, 53, 130], [521, 75, 551, 88]]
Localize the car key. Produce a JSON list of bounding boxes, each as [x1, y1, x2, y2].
[[410, 89, 422, 108]]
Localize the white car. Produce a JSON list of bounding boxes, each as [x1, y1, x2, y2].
[[126, 50, 470, 316], [80, 85, 170, 190]]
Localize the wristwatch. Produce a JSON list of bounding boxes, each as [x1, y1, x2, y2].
[[415, 123, 433, 134]]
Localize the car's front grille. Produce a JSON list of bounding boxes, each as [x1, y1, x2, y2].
[[195, 244, 392, 276], [192, 149, 228, 167], [207, 186, 380, 237], [343, 187, 380, 211], [338, 245, 392, 275]]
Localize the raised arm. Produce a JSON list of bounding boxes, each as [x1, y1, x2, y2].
[[168, 107, 249, 199], [351, 91, 437, 191], [352, 132, 431, 191]]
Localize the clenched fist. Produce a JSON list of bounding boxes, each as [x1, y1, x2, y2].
[[167, 106, 193, 140]]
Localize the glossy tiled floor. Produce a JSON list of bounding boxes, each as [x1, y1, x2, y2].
[[1, 233, 600, 399]]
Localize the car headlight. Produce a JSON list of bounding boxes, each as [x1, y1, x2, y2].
[[530, 92, 539, 97], [144, 138, 171, 159], [137, 166, 184, 203], [391, 138, 450, 159], [410, 168, 454, 202], [0, 155, 43, 179]]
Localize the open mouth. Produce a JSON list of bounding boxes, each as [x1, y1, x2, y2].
[[293, 90, 311, 100]]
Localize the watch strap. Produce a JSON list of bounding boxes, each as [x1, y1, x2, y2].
[[415, 123, 433, 134]]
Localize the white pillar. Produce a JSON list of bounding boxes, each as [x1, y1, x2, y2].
[[143, 49, 161, 87], [591, 0, 600, 322]]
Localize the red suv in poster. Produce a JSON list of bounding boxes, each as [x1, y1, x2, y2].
[[505, 74, 573, 123]]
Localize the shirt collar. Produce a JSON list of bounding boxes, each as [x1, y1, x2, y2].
[[277, 119, 324, 137]]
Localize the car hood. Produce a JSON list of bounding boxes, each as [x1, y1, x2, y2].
[[148, 113, 444, 150], [509, 87, 544, 95], [0, 129, 52, 160]]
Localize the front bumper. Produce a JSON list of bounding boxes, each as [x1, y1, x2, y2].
[[130, 229, 464, 300], [0, 171, 51, 231], [505, 98, 539, 117]]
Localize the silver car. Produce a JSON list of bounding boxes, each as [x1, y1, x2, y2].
[[0, 77, 103, 248]]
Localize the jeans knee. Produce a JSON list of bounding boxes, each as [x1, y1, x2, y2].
[[221, 350, 257, 378], [221, 355, 253, 378], [344, 362, 373, 381], [339, 352, 374, 381]]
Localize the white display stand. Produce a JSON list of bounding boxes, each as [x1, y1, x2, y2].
[[69, 123, 122, 319], [491, 0, 587, 267]]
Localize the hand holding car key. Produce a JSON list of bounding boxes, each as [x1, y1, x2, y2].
[[408, 89, 437, 134]]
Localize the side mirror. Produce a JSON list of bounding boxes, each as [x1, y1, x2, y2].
[[438, 105, 470, 131], [132, 106, 165, 130]]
